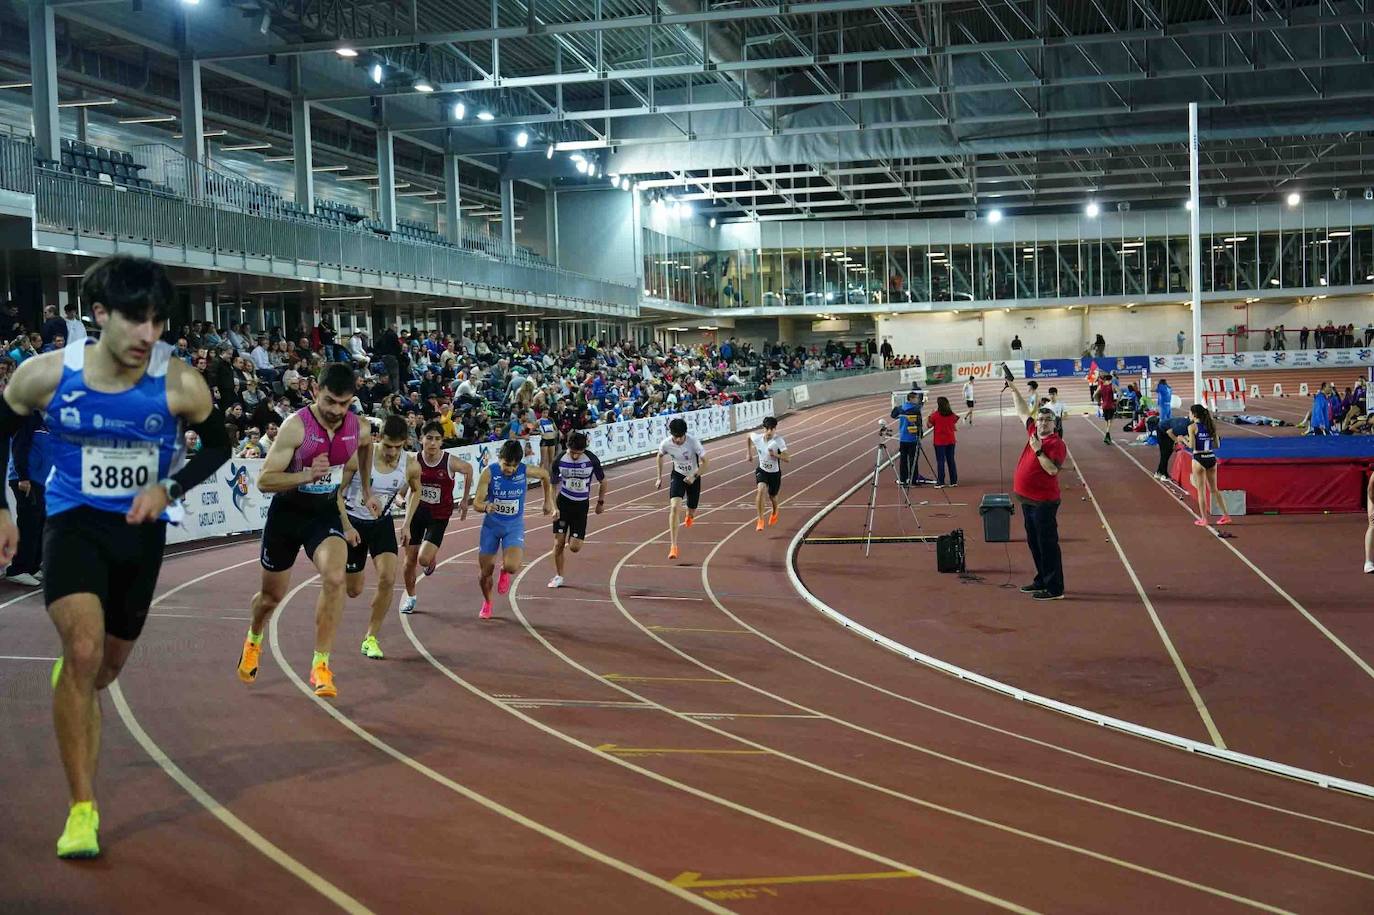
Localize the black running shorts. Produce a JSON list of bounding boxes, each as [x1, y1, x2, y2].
[[43, 506, 167, 641], [668, 471, 702, 510], [552, 494, 591, 540], [407, 505, 450, 549], [754, 468, 782, 497], [260, 498, 346, 572], [345, 515, 400, 574]]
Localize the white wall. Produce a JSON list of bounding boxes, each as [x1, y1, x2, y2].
[[555, 190, 639, 287]]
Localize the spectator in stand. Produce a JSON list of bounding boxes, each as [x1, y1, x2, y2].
[[6, 410, 51, 587], [1176, 330, 1186, 354], [1365, 322, 1374, 347], [40, 334, 66, 354], [927, 396, 960, 488], [62, 304, 87, 345], [1010, 335, 1023, 352], [40, 305, 66, 345], [1300, 325, 1310, 349], [249, 334, 277, 383], [1156, 377, 1173, 423], [1093, 334, 1107, 358], [8, 332, 38, 365], [0, 301, 21, 340], [1274, 325, 1286, 350], [880, 339, 894, 364]]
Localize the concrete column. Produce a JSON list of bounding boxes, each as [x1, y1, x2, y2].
[[500, 179, 516, 249], [291, 95, 314, 211], [77, 108, 89, 144], [376, 128, 396, 230], [777, 316, 795, 345], [28, 1, 60, 161], [178, 56, 204, 164], [443, 152, 461, 243], [548, 189, 560, 267]]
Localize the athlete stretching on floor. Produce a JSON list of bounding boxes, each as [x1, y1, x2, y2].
[[656, 417, 708, 560], [399, 422, 473, 614], [239, 363, 373, 699], [746, 416, 789, 531], [548, 431, 608, 588], [473, 439, 552, 618], [339, 415, 416, 659], [0, 255, 228, 859]]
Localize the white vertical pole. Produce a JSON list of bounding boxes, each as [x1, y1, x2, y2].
[[1189, 102, 1203, 405]]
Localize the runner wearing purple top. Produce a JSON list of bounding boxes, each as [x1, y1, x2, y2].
[[547, 431, 608, 588]]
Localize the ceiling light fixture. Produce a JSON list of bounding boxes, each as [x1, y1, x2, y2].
[[545, 144, 554, 159], [452, 101, 466, 120], [371, 63, 384, 84], [1286, 191, 1301, 206], [336, 48, 358, 58], [515, 130, 529, 147], [987, 209, 1003, 224], [1084, 201, 1101, 218], [575, 160, 588, 174], [220, 142, 271, 151], [414, 79, 435, 93], [476, 109, 494, 121], [58, 98, 117, 108], [118, 114, 176, 124]]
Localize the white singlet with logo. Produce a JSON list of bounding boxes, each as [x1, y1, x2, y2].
[[658, 434, 704, 476], [344, 448, 409, 519], [750, 432, 786, 473]]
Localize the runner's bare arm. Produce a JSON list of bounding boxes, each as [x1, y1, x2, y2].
[[356, 424, 376, 511], [472, 467, 492, 513], [527, 465, 554, 514], [257, 414, 323, 492], [451, 456, 474, 520], [127, 358, 227, 524], [400, 458, 422, 545], [338, 450, 361, 545], [655, 450, 666, 489]]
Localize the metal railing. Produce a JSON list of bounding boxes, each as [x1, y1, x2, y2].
[[30, 166, 638, 314], [0, 135, 34, 195]]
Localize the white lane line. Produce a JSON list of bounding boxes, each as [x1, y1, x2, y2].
[[108, 556, 373, 914], [1102, 421, 1374, 682], [0, 654, 59, 661], [1065, 444, 1228, 749]]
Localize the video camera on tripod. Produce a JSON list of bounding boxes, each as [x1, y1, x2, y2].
[[876, 419, 897, 439]]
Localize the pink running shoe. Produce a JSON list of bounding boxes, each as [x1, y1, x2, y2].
[[1217, 516, 1233, 526], [1193, 518, 1209, 527], [497, 570, 511, 595], [479, 601, 493, 619]]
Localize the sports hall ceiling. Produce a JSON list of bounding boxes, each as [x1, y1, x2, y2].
[[9, 0, 1374, 222]]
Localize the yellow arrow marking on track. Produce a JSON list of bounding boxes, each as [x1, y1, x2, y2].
[[671, 870, 919, 889]]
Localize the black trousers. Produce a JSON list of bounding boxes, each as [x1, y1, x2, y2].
[[1022, 499, 1064, 596], [7, 481, 45, 575], [898, 439, 920, 484], [1157, 435, 1174, 476]]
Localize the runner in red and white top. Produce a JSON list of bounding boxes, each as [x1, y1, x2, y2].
[[399, 420, 474, 614], [1097, 372, 1117, 445]]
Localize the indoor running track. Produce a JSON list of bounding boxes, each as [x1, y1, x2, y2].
[[1, 395, 1372, 914]]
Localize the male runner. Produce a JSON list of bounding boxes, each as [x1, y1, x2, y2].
[[0, 255, 229, 859], [746, 416, 789, 531], [547, 430, 607, 588], [339, 414, 415, 659], [655, 417, 708, 560], [1098, 372, 1117, 444], [238, 362, 373, 699], [473, 439, 552, 618], [398, 421, 473, 614]]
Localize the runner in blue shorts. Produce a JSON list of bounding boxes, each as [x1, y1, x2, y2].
[[473, 439, 552, 619]]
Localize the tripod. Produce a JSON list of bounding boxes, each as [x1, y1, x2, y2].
[[862, 428, 923, 557]]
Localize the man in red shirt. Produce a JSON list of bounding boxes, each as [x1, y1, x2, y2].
[[1009, 378, 1068, 600], [1097, 372, 1117, 445]]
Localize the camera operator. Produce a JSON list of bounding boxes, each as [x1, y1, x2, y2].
[[889, 390, 929, 486], [1007, 371, 1067, 601]]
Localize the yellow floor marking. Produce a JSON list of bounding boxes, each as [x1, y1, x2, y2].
[[603, 674, 733, 683], [673, 869, 918, 889], [597, 744, 771, 756]]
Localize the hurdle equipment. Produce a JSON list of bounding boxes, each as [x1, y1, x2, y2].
[[1249, 384, 1261, 398], [1299, 382, 1310, 396], [1273, 383, 1284, 397], [1202, 377, 1247, 413]]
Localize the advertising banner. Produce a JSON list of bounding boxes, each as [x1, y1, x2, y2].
[[1148, 347, 1374, 373], [956, 360, 1025, 381], [922, 364, 953, 385], [791, 384, 811, 404], [166, 458, 273, 545], [1025, 355, 1151, 378]]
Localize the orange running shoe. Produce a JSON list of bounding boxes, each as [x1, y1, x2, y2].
[[310, 662, 337, 698], [683, 513, 695, 528], [237, 638, 262, 683], [668, 545, 680, 560], [755, 519, 765, 532], [768, 511, 779, 526]]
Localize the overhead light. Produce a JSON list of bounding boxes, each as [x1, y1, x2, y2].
[[570, 153, 586, 163], [264, 155, 293, 162], [545, 143, 554, 159], [1184, 199, 1194, 211], [371, 63, 384, 84], [258, 10, 272, 34], [0, 81, 33, 90], [414, 79, 435, 93], [453, 102, 466, 120], [119, 114, 176, 124], [58, 98, 117, 107], [318, 295, 374, 302], [1270, 278, 1280, 286], [1022, 247, 1035, 253], [620, 177, 630, 190], [709, 217, 717, 228], [336, 48, 358, 58], [1084, 201, 1101, 218], [312, 165, 348, 172], [515, 130, 528, 147], [926, 251, 945, 258], [173, 130, 227, 138], [1286, 192, 1301, 206], [1223, 236, 1249, 243], [575, 159, 588, 174], [337, 174, 378, 182], [1328, 230, 1351, 238], [987, 209, 1003, 224], [476, 109, 494, 121], [609, 173, 619, 182], [180, 0, 200, 5], [680, 201, 694, 217], [221, 142, 271, 151]]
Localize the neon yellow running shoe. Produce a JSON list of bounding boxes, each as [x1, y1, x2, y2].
[[56, 801, 99, 859], [51, 656, 63, 690], [360, 635, 384, 660]]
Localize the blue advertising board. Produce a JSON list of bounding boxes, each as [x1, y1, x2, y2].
[[1023, 355, 1150, 378]]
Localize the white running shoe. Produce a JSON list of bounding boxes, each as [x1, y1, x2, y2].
[[399, 594, 417, 614], [547, 575, 564, 589], [1365, 561, 1374, 574], [6, 572, 40, 587]]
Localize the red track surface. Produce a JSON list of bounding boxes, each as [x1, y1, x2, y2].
[[2, 393, 1372, 913]]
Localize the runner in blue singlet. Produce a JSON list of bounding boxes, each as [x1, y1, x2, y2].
[[473, 439, 552, 619]]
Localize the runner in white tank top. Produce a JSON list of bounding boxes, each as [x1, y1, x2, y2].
[[338, 415, 421, 660]]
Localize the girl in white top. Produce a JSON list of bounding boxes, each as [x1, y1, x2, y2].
[[744, 416, 789, 531], [963, 379, 977, 425], [338, 415, 420, 659]]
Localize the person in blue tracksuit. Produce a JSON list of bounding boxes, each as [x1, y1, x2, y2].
[[6, 412, 52, 585], [889, 390, 930, 485], [1155, 378, 1173, 423]]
